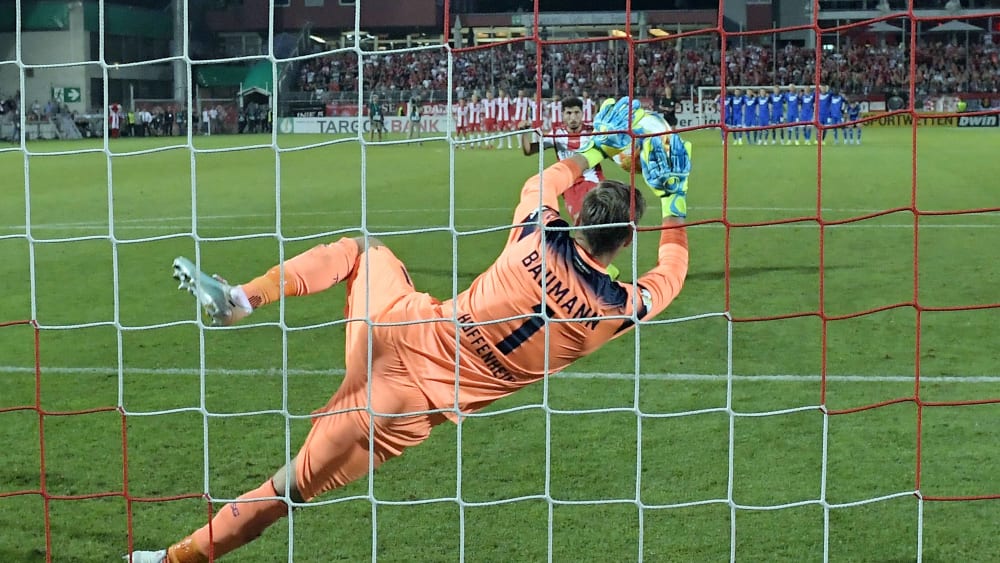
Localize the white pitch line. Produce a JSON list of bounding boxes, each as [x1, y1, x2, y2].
[[1, 365, 998, 383]]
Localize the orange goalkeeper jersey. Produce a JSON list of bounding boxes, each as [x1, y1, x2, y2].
[[389, 159, 689, 418]]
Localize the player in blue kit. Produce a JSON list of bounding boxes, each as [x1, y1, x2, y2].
[[799, 87, 815, 144], [720, 89, 734, 144], [817, 85, 831, 144], [845, 98, 862, 145], [828, 89, 845, 144], [784, 87, 800, 145], [757, 88, 770, 145], [743, 90, 758, 145], [768, 86, 785, 145], [731, 88, 745, 145]]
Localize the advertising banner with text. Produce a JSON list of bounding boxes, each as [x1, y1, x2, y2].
[[859, 112, 956, 127], [281, 111, 713, 134], [279, 116, 451, 135], [956, 114, 999, 128]]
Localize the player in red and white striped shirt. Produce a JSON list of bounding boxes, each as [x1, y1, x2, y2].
[[581, 91, 596, 126], [512, 90, 533, 151], [109, 103, 122, 138], [519, 97, 603, 223], [548, 94, 563, 130], [497, 89, 513, 149], [482, 90, 498, 150], [468, 94, 483, 148], [452, 98, 469, 147]]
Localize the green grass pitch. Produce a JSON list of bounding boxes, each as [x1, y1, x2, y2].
[[1, 126, 999, 562]]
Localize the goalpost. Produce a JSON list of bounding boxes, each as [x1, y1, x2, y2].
[[695, 85, 740, 126], [4, 0, 1000, 561]]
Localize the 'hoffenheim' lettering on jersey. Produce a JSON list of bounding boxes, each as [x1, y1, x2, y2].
[[732, 96, 745, 119], [758, 98, 769, 121], [785, 93, 799, 119], [829, 95, 845, 118]]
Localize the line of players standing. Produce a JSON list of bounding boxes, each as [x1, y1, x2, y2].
[[721, 85, 864, 145], [450, 90, 601, 149]]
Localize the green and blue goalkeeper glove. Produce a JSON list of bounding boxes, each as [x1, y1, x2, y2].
[[639, 133, 692, 218], [577, 97, 651, 168]]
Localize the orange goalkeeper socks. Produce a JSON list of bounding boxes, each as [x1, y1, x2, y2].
[[240, 238, 360, 309], [181, 480, 290, 561]]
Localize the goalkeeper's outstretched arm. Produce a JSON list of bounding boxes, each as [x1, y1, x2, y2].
[[633, 130, 693, 319], [509, 153, 593, 234], [634, 218, 688, 320]]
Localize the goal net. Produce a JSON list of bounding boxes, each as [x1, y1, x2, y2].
[[3, 0, 1000, 561]]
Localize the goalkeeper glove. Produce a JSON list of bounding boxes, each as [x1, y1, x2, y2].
[[577, 97, 652, 168], [639, 133, 692, 218]]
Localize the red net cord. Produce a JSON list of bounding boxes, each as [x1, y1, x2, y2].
[[443, 0, 1000, 509]]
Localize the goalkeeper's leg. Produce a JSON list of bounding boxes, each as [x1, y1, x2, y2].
[[177, 237, 395, 326], [172, 258, 252, 327], [237, 237, 364, 309], [134, 243, 431, 563], [239, 236, 416, 314], [145, 368, 442, 563]]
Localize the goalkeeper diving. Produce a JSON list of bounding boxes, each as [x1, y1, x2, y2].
[[127, 97, 693, 563]]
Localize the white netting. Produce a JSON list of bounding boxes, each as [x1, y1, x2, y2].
[[12, 0, 1000, 560], [0, 0, 817, 558]]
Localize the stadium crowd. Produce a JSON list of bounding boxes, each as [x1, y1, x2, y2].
[[295, 38, 1000, 100], [5, 36, 997, 139]]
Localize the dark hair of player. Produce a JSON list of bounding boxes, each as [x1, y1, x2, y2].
[[562, 97, 584, 110], [577, 180, 646, 256]]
